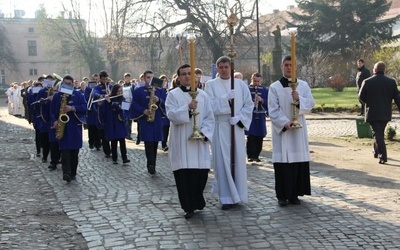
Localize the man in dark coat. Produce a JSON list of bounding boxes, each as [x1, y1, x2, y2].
[[359, 61, 400, 164], [356, 59, 371, 115]]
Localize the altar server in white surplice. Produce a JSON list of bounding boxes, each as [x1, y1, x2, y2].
[[166, 64, 215, 219], [204, 56, 254, 210], [268, 55, 315, 207]]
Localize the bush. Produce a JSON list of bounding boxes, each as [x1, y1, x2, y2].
[[327, 76, 347, 92], [385, 123, 397, 140]]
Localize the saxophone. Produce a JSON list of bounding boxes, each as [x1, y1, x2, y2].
[[55, 94, 70, 140], [147, 87, 158, 122]]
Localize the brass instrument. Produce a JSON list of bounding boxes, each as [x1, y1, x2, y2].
[[53, 73, 63, 85], [147, 87, 158, 122], [55, 94, 70, 140], [253, 85, 267, 119]]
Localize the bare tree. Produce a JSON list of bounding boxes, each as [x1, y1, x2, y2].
[[36, 3, 105, 76], [299, 49, 335, 88], [0, 24, 18, 72], [128, 0, 258, 64]]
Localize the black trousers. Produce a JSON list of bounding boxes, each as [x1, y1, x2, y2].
[[173, 169, 209, 213], [62, 149, 79, 177], [35, 128, 41, 154], [370, 121, 388, 161], [162, 125, 170, 148], [99, 129, 111, 156], [88, 125, 101, 148], [144, 141, 158, 166], [125, 119, 132, 138], [246, 135, 264, 159], [40, 132, 50, 160], [50, 141, 61, 166], [136, 122, 141, 142], [111, 138, 127, 161], [274, 162, 311, 201]]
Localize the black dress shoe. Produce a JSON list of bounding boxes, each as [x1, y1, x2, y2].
[[36, 153, 41, 157], [42, 158, 47, 163], [113, 160, 118, 165], [136, 140, 140, 145], [278, 200, 288, 207], [89, 144, 94, 149], [221, 204, 233, 210], [105, 155, 111, 158], [254, 158, 261, 162], [71, 176, 76, 180], [48, 164, 57, 170], [123, 159, 130, 164], [379, 158, 387, 164], [184, 211, 194, 219], [147, 165, 156, 175], [289, 198, 301, 205], [248, 158, 253, 162], [63, 174, 71, 183]]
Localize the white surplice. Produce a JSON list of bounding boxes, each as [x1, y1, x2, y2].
[[204, 77, 254, 204], [165, 88, 215, 171], [268, 79, 315, 163]]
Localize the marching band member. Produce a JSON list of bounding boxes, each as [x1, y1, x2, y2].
[[27, 80, 43, 157], [123, 73, 133, 140], [160, 75, 170, 152], [245, 72, 268, 162], [104, 84, 130, 165], [93, 70, 113, 158], [85, 73, 101, 150], [130, 70, 164, 175], [35, 74, 55, 163], [48, 83, 61, 171], [50, 75, 87, 183]]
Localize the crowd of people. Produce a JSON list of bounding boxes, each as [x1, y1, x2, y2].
[[3, 54, 318, 219]]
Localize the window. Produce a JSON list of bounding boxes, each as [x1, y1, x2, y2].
[[61, 40, 70, 56], [28, 40, 37, 56], [29, 69, 38, 76], [28, 27, 34, 32], [0, 69, 5, 85]]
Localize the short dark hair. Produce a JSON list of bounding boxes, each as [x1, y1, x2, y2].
[[63, 75, 74, 82], [91, 73, 99, 79], [177, 64, 190, 76], [37, 76, 45, 82], [216, 56, 231, 66], [252, 72, 262, 78], [45, 74, 54, 80], [143, 70, 153, 77], [195, 68, 203, 75], [358, 59, 364, 63], [99, 70, 109, 78], [282, 55, 291, 63]]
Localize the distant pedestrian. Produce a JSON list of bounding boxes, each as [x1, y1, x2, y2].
[[359, 61, 400, 164], [356, 59, 371, 116]]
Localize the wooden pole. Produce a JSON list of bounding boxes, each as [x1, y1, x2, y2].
[[227, 12, 239, 182]]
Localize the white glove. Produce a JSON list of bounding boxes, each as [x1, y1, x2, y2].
[[223, 89, 235, 100], [229, 115, 240, 125]]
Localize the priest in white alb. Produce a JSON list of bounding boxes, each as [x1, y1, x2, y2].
[[166, 64, 215, 219], [204, 56, 254, 210]]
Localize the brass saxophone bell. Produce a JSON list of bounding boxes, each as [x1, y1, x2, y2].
[[59, 114, 70, 123]]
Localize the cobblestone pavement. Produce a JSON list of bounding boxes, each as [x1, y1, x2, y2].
[[1, 103, 400, 249]]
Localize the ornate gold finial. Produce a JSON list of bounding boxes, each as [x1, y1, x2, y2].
[[226, 10, 238, 59]]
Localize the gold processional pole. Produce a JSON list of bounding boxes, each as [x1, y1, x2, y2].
[[227, 11, 239, 181], [288, 28, 302, 129], [188, 33, 204, 140]]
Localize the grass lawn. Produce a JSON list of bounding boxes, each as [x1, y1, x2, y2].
[[311, 86, 360, 112]]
